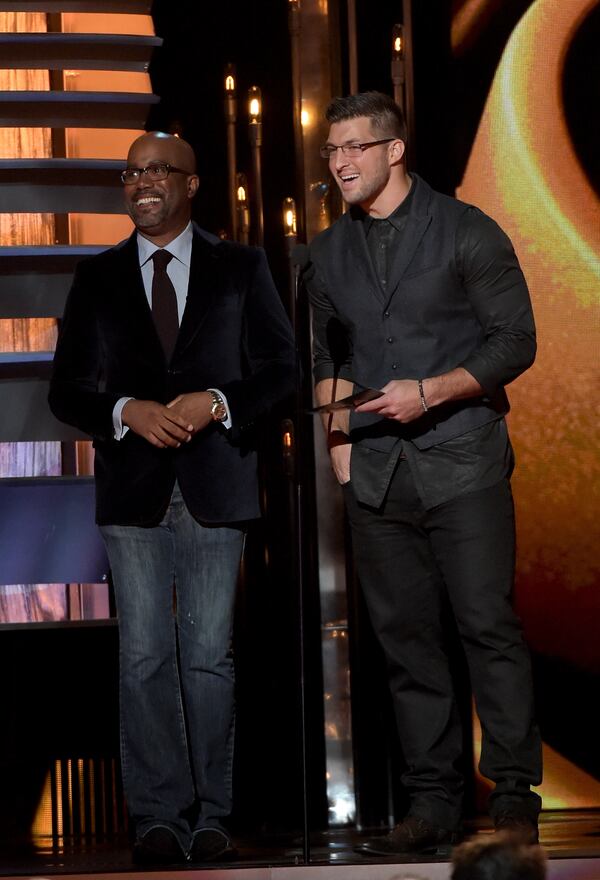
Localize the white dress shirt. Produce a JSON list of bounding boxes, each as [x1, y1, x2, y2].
[[112, 222, 230, 438]]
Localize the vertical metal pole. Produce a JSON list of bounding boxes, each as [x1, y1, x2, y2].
[[248, 86, 264, 247], [402, 0, 416, 168], [347, 0, 359, 93], [391, 24, 405, 112], [224, 65, 238, 241], [236, 172, 250, 246], [288, 0, 307, 241]]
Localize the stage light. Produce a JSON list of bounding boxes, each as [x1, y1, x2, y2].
[[236, 172, 250, 246], [282, 197, 297, 237], [391, 23, 406, 110], [248, 86, 262, 125], [248, 87, 264, 244], [224, 64, 237, 239], [392, 23, 404, 58]]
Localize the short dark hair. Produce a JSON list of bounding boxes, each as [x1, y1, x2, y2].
[[451, 834, 547, 880], [325, 91, 407, 144]]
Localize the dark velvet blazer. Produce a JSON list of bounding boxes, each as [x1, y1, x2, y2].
[[49, 224, 295, 526]]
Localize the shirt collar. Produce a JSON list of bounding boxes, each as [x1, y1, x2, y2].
[[361, 174, 415, 234], [137, 221, 193, 268]]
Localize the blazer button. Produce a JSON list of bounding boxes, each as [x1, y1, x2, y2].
[[387, 336, 394, 343], [384, 311, 390, 318], [392, 363, 398, 370]]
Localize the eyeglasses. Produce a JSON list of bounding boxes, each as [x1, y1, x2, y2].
[[319, 138, 396, 160], [120, 163, 194, 185]]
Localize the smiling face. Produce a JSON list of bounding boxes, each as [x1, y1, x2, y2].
[[124, 132, 199, 245], [327, 116, 407, 216]]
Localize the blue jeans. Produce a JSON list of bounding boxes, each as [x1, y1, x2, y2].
[[100, 484, 245, 850]]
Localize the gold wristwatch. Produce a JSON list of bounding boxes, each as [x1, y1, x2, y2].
[[209, 390, 228, 423]]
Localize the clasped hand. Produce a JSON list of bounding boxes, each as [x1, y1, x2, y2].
[[122, 392, 213, 449]]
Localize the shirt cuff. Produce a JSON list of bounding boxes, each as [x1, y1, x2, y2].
[[207, 388, 232, 430], [113, 397, 133, 440]]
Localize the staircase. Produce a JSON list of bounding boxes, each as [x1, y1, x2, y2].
[[0, 6, 162, 620]]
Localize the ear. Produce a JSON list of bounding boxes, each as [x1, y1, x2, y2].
[[389, 139, 406, 165], [187, 174, 200, 198]]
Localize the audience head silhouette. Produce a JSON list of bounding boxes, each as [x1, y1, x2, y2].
[[451, 833, 546, 880]]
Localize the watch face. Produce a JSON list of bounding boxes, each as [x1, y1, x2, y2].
[[210, 394, 227, 422]]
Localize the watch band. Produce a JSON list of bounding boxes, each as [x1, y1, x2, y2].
[[209, 390, 228, 423]]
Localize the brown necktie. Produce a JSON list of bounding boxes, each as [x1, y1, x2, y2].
[[151, 249, 179, 361]]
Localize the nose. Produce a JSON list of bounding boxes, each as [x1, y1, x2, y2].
[[332, 147, 349, 171]]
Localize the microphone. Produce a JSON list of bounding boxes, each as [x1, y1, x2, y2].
[[291, 243, 309, 269]]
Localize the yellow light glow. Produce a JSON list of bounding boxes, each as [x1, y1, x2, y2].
[[236, 186, 246, 202], [248, 86, 262, 122], [301, 109, 310, 127], [458, 0, 600, 811], [225, 75, 235, 92], [282, 197, 297, 236], [392, 24, 404, 57]]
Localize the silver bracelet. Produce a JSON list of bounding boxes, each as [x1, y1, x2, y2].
[[417, 379, 429, 413]]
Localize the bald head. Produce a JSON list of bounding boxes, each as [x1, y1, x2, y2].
[[123, 131, 199, 246], [127, 131, 197, 174]]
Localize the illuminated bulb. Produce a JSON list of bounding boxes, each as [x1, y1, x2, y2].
[[248, 86, 262, 123], [392, 23, 404, 58], [301, 109, 310, 127], [237, 185, 246, 202], [282, 197, 297, 236], [225, 75, 235, 92]]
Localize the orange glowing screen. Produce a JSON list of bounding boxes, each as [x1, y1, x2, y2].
[[456, 0, 600, 809]]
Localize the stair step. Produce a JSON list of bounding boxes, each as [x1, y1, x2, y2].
[[0, 1, 151, 12], [0, 158, 128, 213], [0, 245, 108, 318], [0, 89, 158, 129], [0, 353, 90, 441], [0, 378, 89, 441], [0, 475, 107, 586], [0, 33, 161, 72]]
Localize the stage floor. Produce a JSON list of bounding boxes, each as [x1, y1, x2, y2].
[[1, 811, 599, 879]]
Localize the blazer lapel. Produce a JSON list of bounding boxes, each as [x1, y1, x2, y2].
[[115, 233, 165, 358], [173, 228, 219, 359]]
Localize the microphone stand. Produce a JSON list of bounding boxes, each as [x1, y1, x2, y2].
[[283, 244, 310, 863]]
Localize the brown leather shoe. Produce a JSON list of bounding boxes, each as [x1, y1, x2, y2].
[[355, 815, 461, 856], [493, 810, 539, 844]]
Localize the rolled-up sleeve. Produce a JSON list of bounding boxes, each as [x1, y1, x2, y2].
[[457, 207, 536, 397]]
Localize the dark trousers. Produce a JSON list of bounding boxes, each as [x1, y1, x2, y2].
[[344, 461, 542, 830]]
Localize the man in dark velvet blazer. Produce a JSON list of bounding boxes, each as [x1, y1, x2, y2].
[[306, 93, 542, 854], [49, 132, 295, 865]]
